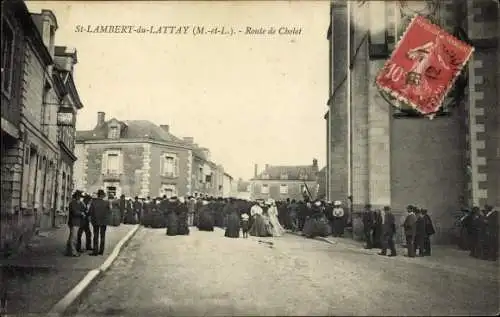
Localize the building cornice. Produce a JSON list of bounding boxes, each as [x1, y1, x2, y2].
[[11, 0, 53, 66], [58, 141, 77, 162], [76, 138, 192, 150], [65, 73, 83, 109], [250, 178, 318, 183], [21, 117, 59, 154]]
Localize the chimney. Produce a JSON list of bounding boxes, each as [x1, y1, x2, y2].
[[97, 112, 105, 126], [160, 125, 170, 133], [254, 164, 258, 177], [183, 137, 194, 144], [313, 158, 318, 168], [265, 164, 269, 170]]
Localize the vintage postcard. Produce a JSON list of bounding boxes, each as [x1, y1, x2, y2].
[[1, 0, 499, 316]]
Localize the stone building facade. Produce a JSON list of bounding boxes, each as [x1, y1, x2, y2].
[[325, 0, 499, 244], [74, 114, 230, 199], [1, 0, 83, 253], [250, 160, 320, 201]]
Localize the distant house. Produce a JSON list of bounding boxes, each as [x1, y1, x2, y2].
[[250, 159, 320, 201], [74, 112, 229, 199], [235, 179, 251, 200]]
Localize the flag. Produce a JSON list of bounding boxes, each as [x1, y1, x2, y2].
[[375, 15, 474, 117]]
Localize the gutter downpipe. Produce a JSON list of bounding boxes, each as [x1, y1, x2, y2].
[[347, 0, 353, 226]]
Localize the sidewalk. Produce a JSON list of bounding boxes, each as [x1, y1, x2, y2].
[[0, 224, 136, 315], [288, 231, 499, 279]]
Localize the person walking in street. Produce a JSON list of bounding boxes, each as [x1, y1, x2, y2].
[[66, 190, 86, 257], [362, 204, 375, 249], [378, 206, 397, 257], [241, 212, 250, 238], [224, 199, 240, 238], [197, 200, 215, 231], [332, 201, 345, 237], [88, 189, 111, 256], [469, 206, 484, 258], [119, 194, 126, 223], [372, 209, 383, 249], [288, 199, 299, 232], [76, 193, 93, 253], [484, 205, 498, 261], [421, 209, 435, 256], [176, 197, 190, 235], [187, 196, 196, 227], [403, 205, 417, 257], [133, 196, 143, 225], [415, 209, 426, 256], [166, 197, 180, 236]]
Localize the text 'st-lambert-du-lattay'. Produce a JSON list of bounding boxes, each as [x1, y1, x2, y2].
[[74, 24, 303, 36]]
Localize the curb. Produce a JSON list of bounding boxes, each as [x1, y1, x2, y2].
[[47, 224, 140, 316]]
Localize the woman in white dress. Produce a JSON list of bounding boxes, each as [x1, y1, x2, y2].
[[267, 200, 285, 237]]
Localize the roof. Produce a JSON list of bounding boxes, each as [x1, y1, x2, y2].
[[76, 119, 185, 144], [253, 164, 318, 181]]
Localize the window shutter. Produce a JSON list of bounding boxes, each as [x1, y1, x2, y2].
[[160, 155, 164, 176], [174, 156, 179, 177], [118, 151, 124, 174], [101, 152, 108, 174]]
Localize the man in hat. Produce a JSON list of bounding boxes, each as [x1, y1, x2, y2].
[[66, 190, 86, 257], [362, 204, 375, 249], [133, 196, 143, 224], [76, 193, 93, 253], [88, 189, 111, 256], [484, 205, 498, 261], [421, 209, 435, 256], [403, 205, 417, 257], [332, 200, 345, 237], [187, 195, 196, 227], [378, 206, 397, 257]]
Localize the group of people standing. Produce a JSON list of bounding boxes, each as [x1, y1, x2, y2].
[[66, 189, 112, 257], [459, 205, 498, 261], [361, 204, 436, 258]]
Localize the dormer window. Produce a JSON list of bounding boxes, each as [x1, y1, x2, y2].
[[299, 170, 308, 180], [280, 172, 288, 180], [108, 126, 120, 139], [261, 173, 270, 180]]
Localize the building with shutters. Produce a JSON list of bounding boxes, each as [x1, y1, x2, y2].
[[74, 113, 230, 199], [1, 0, 84, 255], [324, 0, 499, 244], [250, 159, 320, 201]]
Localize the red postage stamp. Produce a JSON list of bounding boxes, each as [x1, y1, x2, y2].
[[375, 15, 474, 115]]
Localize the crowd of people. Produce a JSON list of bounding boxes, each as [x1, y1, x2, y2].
[[458, 205, 498, 261], [65, 190, 498, 262]]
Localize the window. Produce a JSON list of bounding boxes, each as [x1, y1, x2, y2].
[[261, 173, 270, 180], [300, 184, 306, 194], [1, 18, 14, 96], [198, 167, 203, 183], [161, 153, 178, 177], [160, 184, 176, 198], [280, 173, 288, 180], [109, 126, 120, 139], [107, 153, 119, 174], [261, 184, 269, 194], [102, 150, 122, 175], [280, 184, 288, 194]]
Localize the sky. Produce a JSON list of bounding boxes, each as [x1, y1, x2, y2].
[[26, 0, 330, 181]]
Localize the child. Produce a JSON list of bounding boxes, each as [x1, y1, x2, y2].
[[241, 212, 250, 238]]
